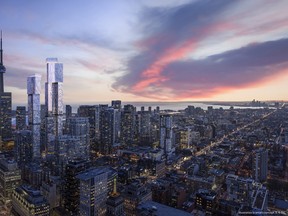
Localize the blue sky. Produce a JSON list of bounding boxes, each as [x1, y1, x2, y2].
[[1, 0, 288, 105]]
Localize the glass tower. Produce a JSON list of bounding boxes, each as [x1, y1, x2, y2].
[[27, 74, 41, 159]]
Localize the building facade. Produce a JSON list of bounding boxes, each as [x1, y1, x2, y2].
[[77, 168, 108, 216], [11, 185, 49, 216], [45, 58, 63, 155], [16, 106, 26, 131]]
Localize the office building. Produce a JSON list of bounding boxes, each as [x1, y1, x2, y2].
[[0, 31, 12, 141], [253, 148, 268, 182], [11, 185, 49, 216], [16, 106, 26, 130], [27, 74, 41, 159], [0, 157, 21, 202], [77, 168, 108, 216]]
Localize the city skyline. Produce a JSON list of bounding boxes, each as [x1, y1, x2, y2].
[[1, 0, 288, 105]]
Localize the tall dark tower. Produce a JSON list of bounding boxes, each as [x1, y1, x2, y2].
[[0, 31, 12, 141], [0, 30, 6, 92]]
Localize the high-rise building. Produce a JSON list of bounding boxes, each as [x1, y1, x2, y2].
[[66, 117, 90, 157], [139, 111, 152, 146], [0, 157, 21, 202], [65, 104, 72, 119], [27, 74, 41, 159], [77, 168, 108, 216], [121, 105, 136, 146], [45, 58, 63, 155], [111, 101, 121, 144], [253, 148, 268, 182], [15, 130, 33, 165], [40, 104, 47, 153], [0, 31, 12, 141], [99, 107, 115, 155], [16, 106, 26, 130], [63, 159, 90, 215], [160, 114, 173, 155], [11, 185, 49, 216], [52, 82, 63, 136], [78, 105, 99, 152]]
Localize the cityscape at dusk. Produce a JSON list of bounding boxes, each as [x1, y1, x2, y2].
[[0, 0, 288, 216], [1, 0, 288, 104]]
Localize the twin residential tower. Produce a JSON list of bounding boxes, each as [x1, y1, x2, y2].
[[27, 58, 63, 160]]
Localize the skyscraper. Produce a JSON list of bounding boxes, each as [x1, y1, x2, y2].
[[0, 31, 12, 141], [99, 107, 115, 155], [65, 104, 72, 119], [121, 105, 136, 147], [160, 114, 173, 155], [45, 58, 63, 154], [253, 148, 268, 182], [27, 74, 41, 159], [139, 111, 152, 146], [78, 105, 98, 152], [63, 159, 90, 215]]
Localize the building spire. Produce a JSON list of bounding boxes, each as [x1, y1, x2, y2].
[[111, 177, 119, 196]]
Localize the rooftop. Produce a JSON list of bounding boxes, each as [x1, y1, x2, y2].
[[137, 201, 192, 216], [77, 167, 107, 181]]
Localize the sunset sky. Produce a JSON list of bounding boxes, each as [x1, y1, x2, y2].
[[1, 0, 288, 106]]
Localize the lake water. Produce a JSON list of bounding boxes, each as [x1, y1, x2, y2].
[[69, 101, 264, 112]]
